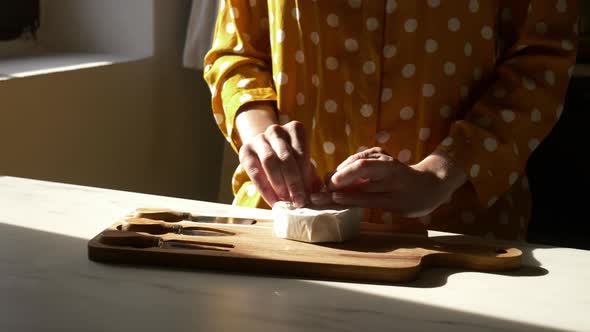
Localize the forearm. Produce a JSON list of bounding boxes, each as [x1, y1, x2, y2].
[[235, 101, 278, 144]]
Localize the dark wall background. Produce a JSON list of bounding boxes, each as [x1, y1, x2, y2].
[[526, 69, 590, 250]]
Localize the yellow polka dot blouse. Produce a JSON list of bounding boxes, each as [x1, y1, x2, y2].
[[204, 0, 578, 240]]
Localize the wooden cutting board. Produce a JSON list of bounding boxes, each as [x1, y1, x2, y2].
[[88, 221, 522, 284]]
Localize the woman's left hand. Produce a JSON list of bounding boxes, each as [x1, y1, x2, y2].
[[310, 147, 467, 218]]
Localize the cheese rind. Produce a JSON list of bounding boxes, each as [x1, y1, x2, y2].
[[272, 201, 362, 243]]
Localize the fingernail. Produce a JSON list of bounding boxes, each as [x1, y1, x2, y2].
[[293, 194, 306, 208]]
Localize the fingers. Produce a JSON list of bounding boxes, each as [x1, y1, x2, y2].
[[238, 144, 280, 206], [336, 147, 392, 172], [329, 159, 393, 190], [265, 124, 307, 207], [251, 135, 290, 200], [284, 121, 313, 194], [309, 192, 333, 206]]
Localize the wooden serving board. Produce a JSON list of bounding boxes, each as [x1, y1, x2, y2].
[[88, 221, 522, 284]]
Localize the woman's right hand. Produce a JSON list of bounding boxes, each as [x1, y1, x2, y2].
[[236, 103, 320, 208], [239, 121, 320, 208]]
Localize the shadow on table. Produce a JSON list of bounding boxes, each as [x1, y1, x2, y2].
[[0, 222, 565, 332]]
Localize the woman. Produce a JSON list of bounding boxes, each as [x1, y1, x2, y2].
[[203, 0, 578, 240]]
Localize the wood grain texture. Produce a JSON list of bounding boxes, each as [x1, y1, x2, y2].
[[88, 221, 522, 284]]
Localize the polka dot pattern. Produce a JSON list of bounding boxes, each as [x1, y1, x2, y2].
[[205, 0, 577, 241]]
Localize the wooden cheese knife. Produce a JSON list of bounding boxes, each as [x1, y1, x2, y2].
[[99, 230, 234, 251], [120, 218, 235, 236]]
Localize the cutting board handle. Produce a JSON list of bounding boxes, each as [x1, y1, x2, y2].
[[426, 244, 522, 271]]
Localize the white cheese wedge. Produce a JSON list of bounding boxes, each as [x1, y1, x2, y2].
[[272, 201, 362, 243]]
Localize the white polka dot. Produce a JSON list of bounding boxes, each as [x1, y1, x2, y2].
[[473, 66, 482, 80], [484, 137, 498, 152], [232, 44, 244, 53], [531, 108, 541, 122], [345, 123, 351, 136], [470, 164, 480, 177], [400, 106, 414, 120], [461, 211, 475, 224], [448, 18, 461, 32], [237, 78, 252, 88], [245, 184, 257, 197], [381, 212, 393, 224], [324, 100, 338, 113], [427, 0, 440, 8], [386, 0, 397, 13], [348, 0, 362, 8], [296, 93, 305, 106], [363, 61, 376, 74], [311, 74, 319, 87], [556, 0, 567, 12], [366, 17, 379, 31], [239, 94, 253, 103], [444, 62, 456, 75], [499, 212, 509, 225], [312, 117, 316, 129], [441, 137, 453, 146], [493, 88, 507, 99], [310, 32, 320, 45], [295, 50, 305, 63], [501, 109, 515, 123], [381, 88, 392, 103], [528, 138, 540, 151], [213, 113, 224, 125], [439, 105, 451, 118], [357, 146, 368, 153], [422, 84, 436, 97], [276, 72, 288, 86], [344, 81, 354, 95], [276, 29, 286, 43], [360, 104, 374, 117], [401, 64, 416, 78], [404, 19, 418, 32], [419, 128, 431, 141], [376, 131, 391, 144], [323, 142, 335, 154], [325, 57, 339, 70], [327, 14, 339, 27], [487, 196, 498, 207], [481, 26, 493, 40], [469, 0, 479, 12], [310, 158, 317, 169], [269, 11, 274, 24], [220, 61, 231, 72], [425, 39, 438, 53], [229, 7, 239, 19], [292, 7, 300, 20], [522, 77, 536, 90], [535, 22, 547, 34], [345, 38, 359, 52], [273, 52, 279, 64], [501, 8, 512, 21], [509, 172, 519, 185], [460, 85, 469, 98], [278, 114, 290, 125], [383, 44, 397, 58], [225, 22, 236, 34], [545, 70, 556, 86], [204, 64, 212, 73], [397, 149, 412, 163], [561, 40, 574, 51], [249, 0, 256, 6], [556, 104, 564, 118], [464, 42, 473, 56]]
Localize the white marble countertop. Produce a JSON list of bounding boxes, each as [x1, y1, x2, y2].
[[1, 176, 589, 332]]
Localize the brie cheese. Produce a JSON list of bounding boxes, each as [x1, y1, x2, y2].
[[272, 201, 362, 243]]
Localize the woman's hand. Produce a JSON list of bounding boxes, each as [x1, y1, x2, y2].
[[310, 147, 467, 218], [236, 103, 321, 207]]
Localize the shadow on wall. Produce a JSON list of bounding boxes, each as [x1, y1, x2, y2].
[[0, 222, 564, 332]]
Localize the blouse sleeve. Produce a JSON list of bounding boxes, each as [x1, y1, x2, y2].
[[435, 0, 579, 207], [203, 0, 277, 153]]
